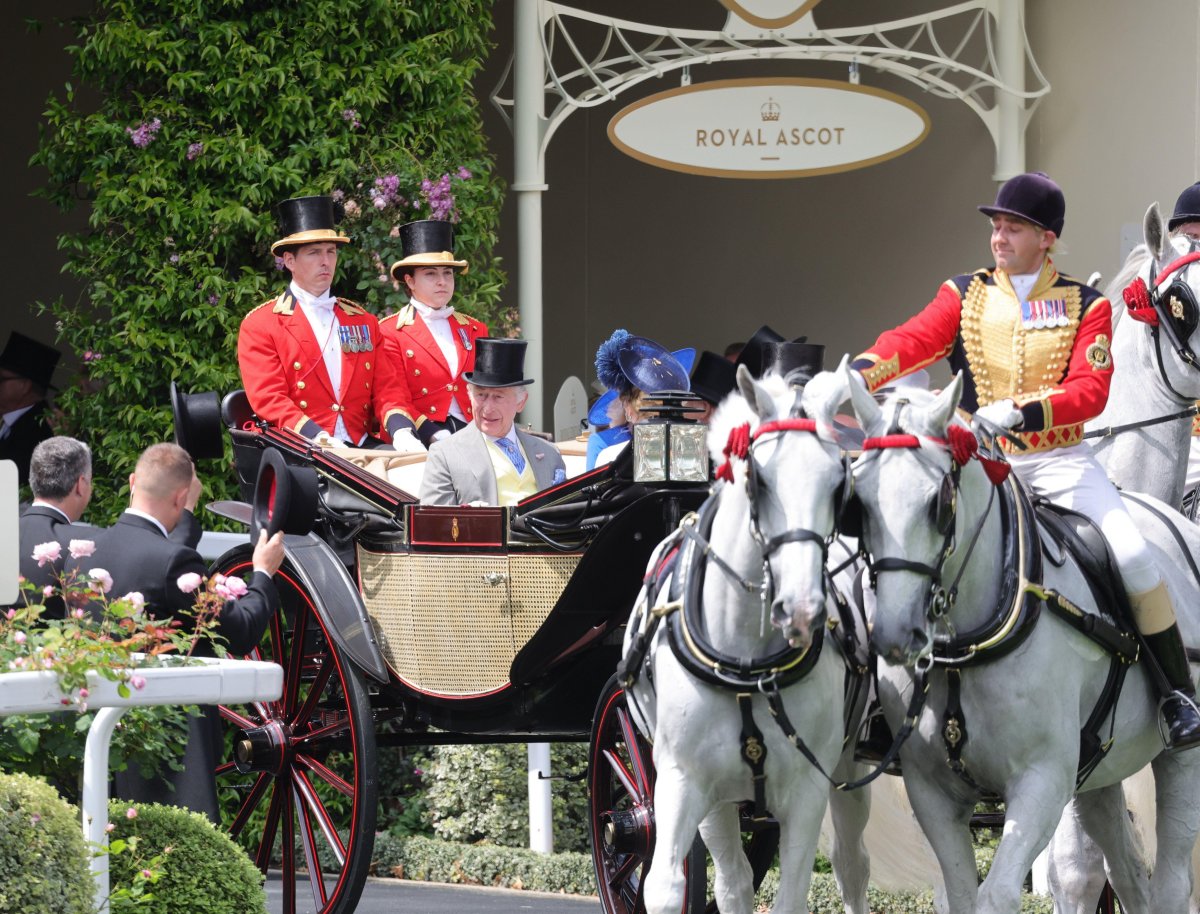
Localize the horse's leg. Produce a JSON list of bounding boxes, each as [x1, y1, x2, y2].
[[697, 804, 754, 914], [770, 781, 827, 914], [901, 775, 979, 914], [826, 756, 871, 914], [1046, 798, 1116, 914], [643, 763, 707, 914], [976, 771, 1074, 914], [1063, 786, 1150, 913], [1149, 751, 1200, 913]]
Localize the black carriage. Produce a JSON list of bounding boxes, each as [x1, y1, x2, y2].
[[186, 391, 738, 914]]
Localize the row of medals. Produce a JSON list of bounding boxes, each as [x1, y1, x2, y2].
[[339, 325, 373, 353]]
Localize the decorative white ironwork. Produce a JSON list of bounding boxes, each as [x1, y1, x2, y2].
[[491, 0, 1048, 171]]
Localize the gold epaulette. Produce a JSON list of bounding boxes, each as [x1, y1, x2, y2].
[[244, 299, 273, 318], [336, 298, 367, 316], [452, 311, 471, 326], [272, 290, 296, 315], [390, 304, 416, 328]]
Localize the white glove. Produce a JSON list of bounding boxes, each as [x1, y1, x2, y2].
[[975, 399, 1024, 430], [311, 431, 347, 449], [390, 428, 427, 454], [432, 429, 452, 442]]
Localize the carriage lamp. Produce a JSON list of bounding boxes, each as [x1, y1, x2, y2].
[[631, 392, 709, 484]]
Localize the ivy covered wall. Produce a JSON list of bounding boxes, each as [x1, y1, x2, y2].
[[34, 0, 506, 520]]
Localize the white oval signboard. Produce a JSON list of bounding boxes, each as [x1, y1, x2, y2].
[[608, 78, 930, 180], [719, 0, 821, 28]]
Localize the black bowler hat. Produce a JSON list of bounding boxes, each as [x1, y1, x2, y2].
[[271, 195, 350, 255], [690, 351, 737, 406], [170, 382, 223, 461], [978, 172, 1065, 237], [463, 338, 534, 388], [1169, 181, 1200, 232], [761, 341, 825, 384], [390, 220, 469, 279], [0, 332, 60, 391]]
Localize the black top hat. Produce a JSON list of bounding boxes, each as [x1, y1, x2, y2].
[[390, 220, 469, 279], [978, 172, 1065, 237], [761, 341, 825, 384], [170, 382, 224, 461], [689, 351, 737, 406], [463, 338, 534, 388], [734, 326, 809, 379], [271, 195, 350, 255], [0, 332, 60, 391], [1169, 181, 1200, 232]]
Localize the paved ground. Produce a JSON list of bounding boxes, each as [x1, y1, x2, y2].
[[265, 873, 601, 914]]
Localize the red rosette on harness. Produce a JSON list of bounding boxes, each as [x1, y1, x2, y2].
[[715, 422, 751, 483], [1123, 277, 1159, 326]]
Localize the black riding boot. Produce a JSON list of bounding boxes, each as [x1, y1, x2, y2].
[[1143, 624, 1200, 751]]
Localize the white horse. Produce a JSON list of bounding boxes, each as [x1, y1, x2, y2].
[[847, 373, 1200, 914], [1088, 202, 1200, 506], [621, 364, 871, 914], [1046, 206, 1200, 913]]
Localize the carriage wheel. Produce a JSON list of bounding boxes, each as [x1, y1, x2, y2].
[[588, 674, 778, 914], [214, 550, 378, 914]]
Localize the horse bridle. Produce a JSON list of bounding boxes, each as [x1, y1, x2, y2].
[[708, 412, 846, 614], [855, 423, 1007, 627], [1123, 251, 1200, 402]]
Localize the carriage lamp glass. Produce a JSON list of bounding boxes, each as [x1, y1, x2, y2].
[[633, 423, 709, 483]]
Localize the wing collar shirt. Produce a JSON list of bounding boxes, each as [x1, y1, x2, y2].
[[292, 281, 352, 442], [411, 299, 466, 423], [1008, 269, 1041, 306]]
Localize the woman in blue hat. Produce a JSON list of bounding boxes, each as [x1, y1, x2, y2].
[[586, 329, 693, 469]]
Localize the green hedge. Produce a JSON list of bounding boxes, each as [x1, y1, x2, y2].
[[33, 0, 505, 523], [0, 772, 91, 914], [107, 800, 265, 914]]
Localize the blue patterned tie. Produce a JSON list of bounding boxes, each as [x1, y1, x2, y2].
[[495, 436, 526, 474]]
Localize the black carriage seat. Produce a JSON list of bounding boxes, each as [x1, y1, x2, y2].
[[223, 389, 264, 501]]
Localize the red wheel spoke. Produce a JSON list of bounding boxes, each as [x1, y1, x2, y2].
[[220, 705, 259, 730], [294, 782, 331, 910], [254, 782, 285, 871], [606, 850, 641, 892], [280, 787, 298, 914], [617, 707, 652, 799], [297, 715, 351, 745], [293, 768, 349, 866], [290, 660, 334, 728], [282, 606, 309, 715], [297, 752, 354, 798], [229, 771, 274, 837], [602, 748, 640, 801]]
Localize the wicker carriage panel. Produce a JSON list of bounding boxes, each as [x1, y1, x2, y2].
[[357, 547, 578, 696], [508, 554, 580, 648]]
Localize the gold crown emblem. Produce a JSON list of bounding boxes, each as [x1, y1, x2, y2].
[[760, 98, 781, 122]]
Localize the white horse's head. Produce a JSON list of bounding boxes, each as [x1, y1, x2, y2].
[[847, 368, 970, 665], [707, 358, 852, 650], [1107, 203, 1200, 397]]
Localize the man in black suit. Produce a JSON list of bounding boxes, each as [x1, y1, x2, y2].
[[18, 436, 93, 614], [0, 332, 61, 485], [83, 442, 286, 820]]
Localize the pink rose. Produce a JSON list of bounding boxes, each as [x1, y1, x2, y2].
[[225, 576, 248, 598], [69, 539, 96, 559], [42, 585, 54, 598], [105, 823, 116, 833], [32, 542, 61, 567], [125, 807, 138, 820], [122, 592, 146, 614], [13, 631, 26, 644], [130, 674, 146, 691], [176, 572, 202, 594], [214, 583, 231, 599], [79, 687, 89, 699], [88, 569, 113, 594]]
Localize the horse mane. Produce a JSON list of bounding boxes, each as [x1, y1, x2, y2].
[[706, 373, 791, 479]]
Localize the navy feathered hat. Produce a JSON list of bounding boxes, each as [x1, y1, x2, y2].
[[589, 329, 693, 427], [1169, 181, 1200, 232], [978, 172, 1065, 237]]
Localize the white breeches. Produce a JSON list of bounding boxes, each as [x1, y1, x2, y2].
[[1010, 443, 1160, 594], [1186, 435, 1200, 493]]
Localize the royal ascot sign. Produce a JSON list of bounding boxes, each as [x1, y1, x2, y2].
[[607, 78, 930, 180]]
